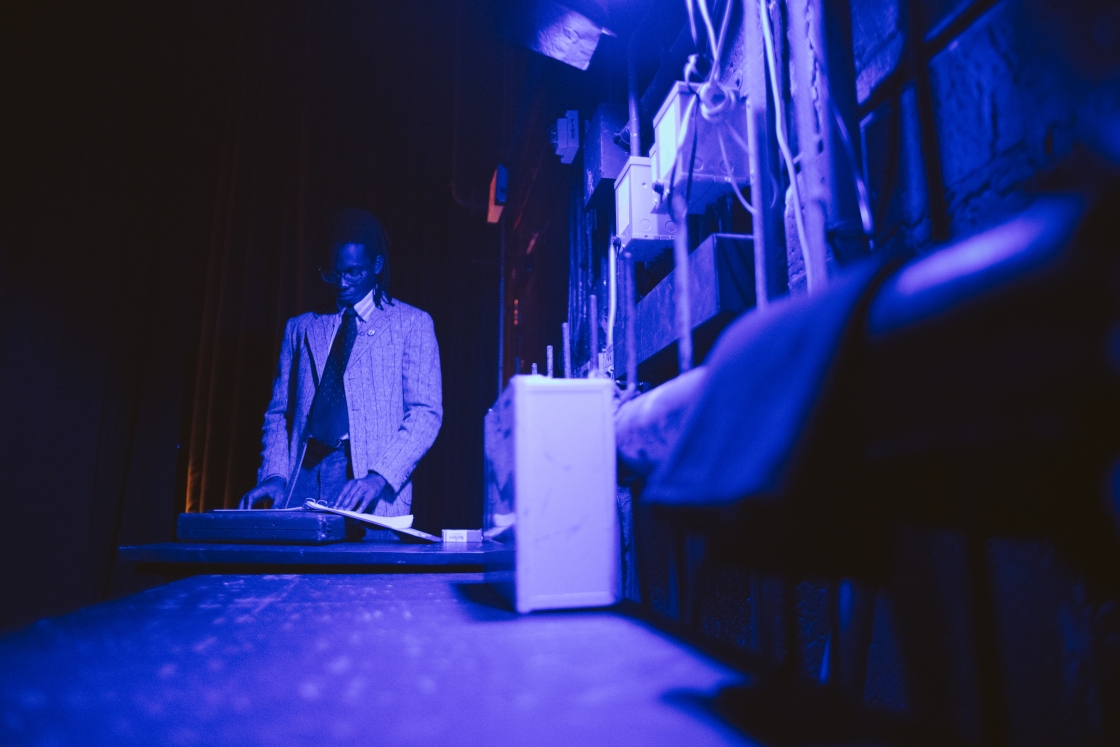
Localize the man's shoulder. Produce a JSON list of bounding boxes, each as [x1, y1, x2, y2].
[[385, 299, 432, 324], [285, 310, 332, 332]]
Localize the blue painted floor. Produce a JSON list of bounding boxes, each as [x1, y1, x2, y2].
[[0, 574, 755, 746]]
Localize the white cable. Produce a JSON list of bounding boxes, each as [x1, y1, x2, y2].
[[685, 0, 700, 48], [678, 92, 698, 152], [698, 78, 736, 121], [718, 129, 757, 215], [723, 102, 781, 211], [607, 239, 617, 355], [828, 96, 874, 238], [715, 0, 734, 68], [669, 93, 699, 197], [696, 0, 721, 62], [724, 111, 752, 155], [758, 0, 815, 291]]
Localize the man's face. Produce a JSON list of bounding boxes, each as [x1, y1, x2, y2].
[[328, 242, 382, 306]]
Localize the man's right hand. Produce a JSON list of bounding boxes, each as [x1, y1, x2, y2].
[[238, 476, 287, 509]]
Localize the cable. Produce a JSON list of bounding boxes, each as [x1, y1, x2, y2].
[[828, 97, 874, 239], [668, 1, 752, 230], [685, 0, 700, 50], [719, 129, 757, 215], [686, 114, 699, 203], [667, 93, 699, 200], [698, 78, 736, 121], [696, 0, 721, 62], [758, 0, 816, 291], [607, 237, 617, 355], [715, 0, 734, 68]]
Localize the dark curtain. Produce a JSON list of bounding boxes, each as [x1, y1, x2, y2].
[[182, 1, 501, 533], [183, 2, 322, 514], [0, 2, 232, 631], [1, 0, 500, 631]]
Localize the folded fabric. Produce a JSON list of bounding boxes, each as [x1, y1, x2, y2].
[[643, 196, 1086, 508], [644, 257, 887, 506]]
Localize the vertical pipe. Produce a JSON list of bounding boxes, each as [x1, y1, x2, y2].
[[671, 193, 693, 373], [904, 0, 950, 242], [607, 243, 617, 353], [562, 322, 572, 378], [627, 41, 641, 156], [546, 345, 554, 377], [785, 0, 832, 291], [497, 214, 506, 397], [743, 0, 788, 305], [496, 34, 510, 399], [759, 0, 814, 294], [823, 0, 867, 251], [745, 98, 769, 309], [589, 294, 599, 375], [624, 251, 637, 397]]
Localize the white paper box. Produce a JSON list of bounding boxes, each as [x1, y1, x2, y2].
[[484, 376, 619, 613]]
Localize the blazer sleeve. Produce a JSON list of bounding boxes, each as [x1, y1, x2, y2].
[[258, 317, 298, 485], [368, 311, 443, 492]]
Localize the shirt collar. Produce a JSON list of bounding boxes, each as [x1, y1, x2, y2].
[[349, 288, 377, 322]]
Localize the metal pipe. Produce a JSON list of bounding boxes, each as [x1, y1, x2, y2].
[[627, 40, 641, 156], [589, 294, 599, 375], [497, 214, 506, 396], [671, 193, 693, 373], [607, 242, 617, 354], [745, 94, 768, 309], [759, 0, 816, 292], [623, 250, 637, 399], [562, 322, 572, 378], [546, 345, 554, 378], [782, 0, 831, 291], [743, 0, 788, 306]]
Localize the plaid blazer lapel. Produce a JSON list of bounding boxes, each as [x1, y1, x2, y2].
[[305, 313, 339, 383], [347, 302, 396, 373]]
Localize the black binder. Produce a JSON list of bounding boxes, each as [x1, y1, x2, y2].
[[177, 509, 364, 544]]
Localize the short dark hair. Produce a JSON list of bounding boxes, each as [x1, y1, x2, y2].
[[329, 208, 392, 308]]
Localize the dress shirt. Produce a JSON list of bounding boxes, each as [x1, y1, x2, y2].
[[338, 287, 378, 443]]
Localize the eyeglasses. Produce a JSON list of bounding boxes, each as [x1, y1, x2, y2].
[[320, 263, 372, 285]]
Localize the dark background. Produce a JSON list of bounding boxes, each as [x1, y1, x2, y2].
[[0, 2, 504, 632]]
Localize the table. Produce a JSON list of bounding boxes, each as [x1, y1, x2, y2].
[[119, 537, 512, 577], [0, 574, 755, 746]]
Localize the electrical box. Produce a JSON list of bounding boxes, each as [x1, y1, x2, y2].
[[615, 156, 680, 261], [484, 376, 619, 613], [652, 82, 749, 214], [583, 103, 628, 208], [551, 110, 580, 164]]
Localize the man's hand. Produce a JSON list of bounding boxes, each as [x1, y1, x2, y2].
[[238, 476, 286, 509], [335, 472, 389, 513]]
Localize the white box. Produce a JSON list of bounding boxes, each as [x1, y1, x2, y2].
[[651, 82, 748, 214], [554, 110, 580, 164], [615, 156, 680, 261], [442, 529, 482, 543], [484, 376, 619, 613]]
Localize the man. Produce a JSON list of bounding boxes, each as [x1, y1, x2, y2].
[[239, 209, 442, 515]]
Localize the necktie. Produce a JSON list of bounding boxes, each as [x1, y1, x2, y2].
[[306, 308, 358, 446]]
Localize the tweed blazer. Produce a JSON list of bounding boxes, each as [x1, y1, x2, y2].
[[257, 299, 442, 516]]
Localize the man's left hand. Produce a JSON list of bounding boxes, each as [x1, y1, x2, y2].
[[335, 472, 389, 513]]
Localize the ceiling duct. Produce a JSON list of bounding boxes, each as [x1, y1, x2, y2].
[[499, 0, 614, 70]]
